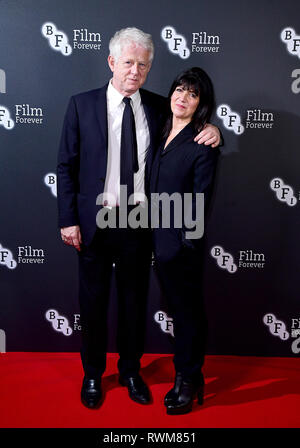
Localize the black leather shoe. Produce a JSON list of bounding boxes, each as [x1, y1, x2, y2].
[[81, 377, 102, 409], [119, 375, 150, 404], [165, 376, 204, 415], [164, 372, 183, 406]]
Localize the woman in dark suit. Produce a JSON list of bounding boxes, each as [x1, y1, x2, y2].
[[150, 67, 219, 414]]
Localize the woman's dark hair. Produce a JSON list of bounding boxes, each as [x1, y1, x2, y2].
[[162, 67, 216, 138]]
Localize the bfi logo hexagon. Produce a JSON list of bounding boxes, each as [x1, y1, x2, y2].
[[263, 313, 289, 341], [0, 244, 17, 269], [217, 104, 244, 135], [44, 173, 57, 197], [161, 26, 190, 59], [270, 178, 297, 207], [45, 309, 73, 336], [41, 22, 72, 56], [154, 311, 174, 337], [0, 105, 15, 130], [281, 27, 300, 58], [211, 245, 237, 273]]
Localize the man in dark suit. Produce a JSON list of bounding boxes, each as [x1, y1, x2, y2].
[[57, 27, 220, 409]]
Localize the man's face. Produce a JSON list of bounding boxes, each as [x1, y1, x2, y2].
[[108, 43, 152, 96]]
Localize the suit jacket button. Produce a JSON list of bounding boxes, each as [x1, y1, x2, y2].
[[100, 177, 105, 182]]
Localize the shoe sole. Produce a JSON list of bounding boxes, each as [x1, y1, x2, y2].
[[166, 395, 204, 415], [166, 403, 193, 415], [81, 393, 102, 409]]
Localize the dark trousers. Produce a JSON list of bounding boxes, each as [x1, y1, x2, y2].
[[154, 230, 207, 382], [78, 225, 152, 379]]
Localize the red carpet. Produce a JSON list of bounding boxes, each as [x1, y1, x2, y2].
[[0, 353, 299, 428]]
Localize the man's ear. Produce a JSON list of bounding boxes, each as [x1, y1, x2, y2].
[[107, 55, 115, 72]]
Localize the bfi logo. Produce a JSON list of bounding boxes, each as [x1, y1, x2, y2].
[[211, 245, 237, 273], [281, 27, 300, 58], [161, 26, 190, 59], [41, 22, 72, 56], [15, 104, 44, 124], [0, 105, 15, 130], [18, 246, 45, 265], [45, 309, 73, 336], [264, 314, 300, 354], [73, 29, 101, 50], [217, 104, 244, 135], [0, 69, 6, 93], [245, 109, 274, 129], [191, 31, 220, 53], [263, 313, 289, 341], [44, 173, 57, 197], [154, 311, 174, 337], [42, 22, 101, 53], [0, 244, 17, 269], [270, 178, 297, 207], [239, 250, 265, 268], [280, 28, 300, 94]]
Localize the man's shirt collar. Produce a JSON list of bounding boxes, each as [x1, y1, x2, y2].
[[107, 79, 141, 112]]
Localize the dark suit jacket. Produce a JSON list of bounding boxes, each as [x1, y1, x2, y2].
[[57, 84, 166, 246], [150, 121, 219, 259]]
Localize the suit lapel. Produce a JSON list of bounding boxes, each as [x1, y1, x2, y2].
[[162, 122, 194, 156]]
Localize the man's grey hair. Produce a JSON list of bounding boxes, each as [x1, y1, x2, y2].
[[109, 27, 154, 63]]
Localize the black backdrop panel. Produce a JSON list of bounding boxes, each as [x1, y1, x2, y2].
[[0, 0, 299, 358]]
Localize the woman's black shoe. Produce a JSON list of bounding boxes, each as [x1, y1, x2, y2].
[[164, 372, 183, 406], [165, 376, 204, 415]]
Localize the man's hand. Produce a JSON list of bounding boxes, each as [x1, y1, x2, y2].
[[194, 123, 220, 148], [61, 225, 82, 251]]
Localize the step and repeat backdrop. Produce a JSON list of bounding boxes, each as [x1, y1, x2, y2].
[[0, 0, 299, 357]]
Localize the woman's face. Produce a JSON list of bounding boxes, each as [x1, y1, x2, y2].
[[170, 84, 200, 121]]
